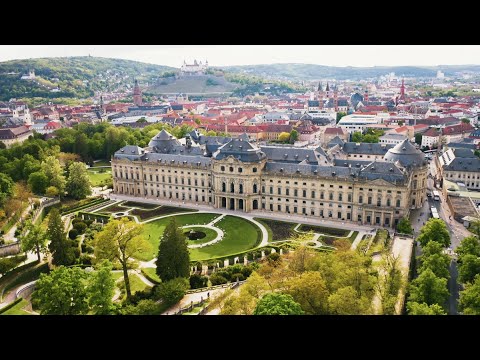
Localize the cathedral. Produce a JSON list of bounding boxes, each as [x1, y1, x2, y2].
[[111, 130, 427, 228]]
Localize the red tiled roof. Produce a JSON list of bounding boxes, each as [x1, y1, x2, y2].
[[442, 123, 474, 136], [324, 127, 345, 135], [423, 128, 440, 137]]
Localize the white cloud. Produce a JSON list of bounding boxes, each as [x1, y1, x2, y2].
[[0, 45, 479, 68]]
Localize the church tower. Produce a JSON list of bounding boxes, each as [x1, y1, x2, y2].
[[399, 79, 406, 103], [364, 88, 369, 104], [334, 84, 338, 112], [133, 79, 143, 107], [317, 82, 324, 109], [325, 82, 330, 99]]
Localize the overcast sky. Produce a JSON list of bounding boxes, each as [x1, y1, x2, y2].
[[0, 45, 479, 68]]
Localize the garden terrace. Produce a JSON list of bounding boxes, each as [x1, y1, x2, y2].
[[140, 213, 220, 261], [122, 201, 160, 210], [254, 218, 297, 242], [87, 168, 112, 187], [321, 231, 359, 246], [0, 298, 32, 315], [298, 224, 350, 237]]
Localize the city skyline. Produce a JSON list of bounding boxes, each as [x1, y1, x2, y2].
[[0, 45, 479, 68]]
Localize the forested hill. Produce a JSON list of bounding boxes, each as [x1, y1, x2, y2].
[[0, 57, 176, 101], [221, 63, 480, 80]]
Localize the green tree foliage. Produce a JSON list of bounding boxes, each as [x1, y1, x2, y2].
[[459, 274, 480, 315], [289, 129, 299, 144], [419, 252, 450, 279], [0, 173, 14, 206], [456, 236, 480, 260], [351, 128, 384, 143], [123, 299, 163, 315], [154, 278, 189, 306], [20, 220, 48, 262], [32, 266, 88, 315], [156, 217, 190, 282], [408, 268, 449, 307], [94, 218, 149, 299], [336, 112, 346, 124], [41, 156, 66, 196], [66, 162, 92, 199], [87, 260, 115, 315], [27, 171, 48, 194], [397, 217, 413, 235], [0, 255, 26, 276], [458, 254, 480, 284], [407, 302, 446, 315], [253, 293, 304, 315], [415, 133, 422, 145], [328, 286, 371, 315], [47, 208, 76, 266], [285, 271, 329, 314], [189, 274, 208, 289], [416, 218, 450, 247]]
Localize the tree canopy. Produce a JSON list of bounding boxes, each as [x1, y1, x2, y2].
[[254, 293, 304, 315], [416, 218, 450, 247]]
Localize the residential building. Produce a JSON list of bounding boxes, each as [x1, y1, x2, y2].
[[0, 126, 33, 147]]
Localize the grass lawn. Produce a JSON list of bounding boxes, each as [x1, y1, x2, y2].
[[254, 218, 297, 242], [112, 271, 124, 281], [184, 226, 218, 246], [141, 268, 161, 284], [87, 169, 112, 187], [188, 215, 261, 261], [0, 299, 32, 315], [139, 213, 220, 261], [117, 273, 151, 299]]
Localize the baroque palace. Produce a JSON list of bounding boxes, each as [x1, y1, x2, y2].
[[111, 130, 427, 228]]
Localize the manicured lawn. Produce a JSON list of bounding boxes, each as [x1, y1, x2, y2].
[[112, 271, 124, 281], [184, 226, 218, 246], [0, 299, 32, 315], [122, 201, 159, 210], [87, 169, 112, 187], [131, 205, 195, 221], [298, 224, 350, 237], [254, 218, 297, 242], [117, 273, 151, 299], [139, 213, 220, 261], [141, 268, 161, 284], [188, 216, 261, 261]]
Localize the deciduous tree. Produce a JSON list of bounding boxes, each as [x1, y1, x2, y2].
[[20, 221, 47, 262], [407, 302, 446, 315], [66, 162, 92, 199], [41, 156, 66, 196], [416, 218, 450, 247], [397, 217, 413, 235], [459, 274, 480, 315], [94, 218, 149, 299], [32, 266, 88, 315], [458, 254, 480, 284], [408, 268, 449, 307], [87, 260, 115, 315], [254, 293, 304, 315], [285, 271, 329, 314]]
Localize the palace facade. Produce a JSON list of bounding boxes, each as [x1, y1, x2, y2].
[[111, 130, 427, 228]]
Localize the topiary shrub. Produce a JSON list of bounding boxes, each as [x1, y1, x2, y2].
[[73, 221, 87, 234], [68, 229, 78, 239], [230, 273, 245, 282], [209, 273, 228, 286], [190, 274, 208, 289]]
